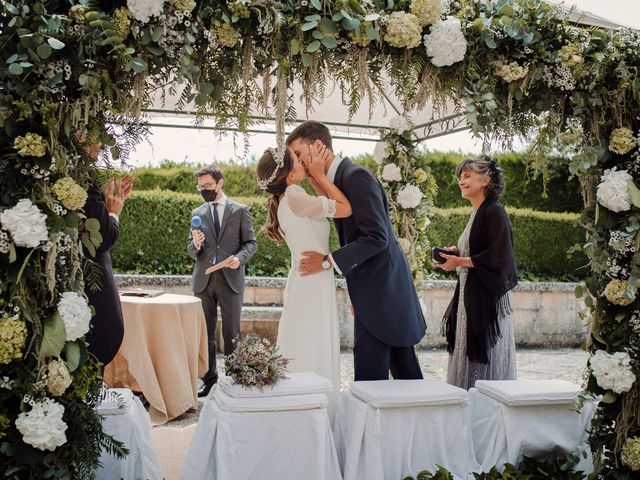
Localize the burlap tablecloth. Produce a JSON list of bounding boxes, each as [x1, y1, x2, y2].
[[104, 293, 209, 425]]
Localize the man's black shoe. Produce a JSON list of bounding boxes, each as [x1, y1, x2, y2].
[[198, 381, 215, 398]]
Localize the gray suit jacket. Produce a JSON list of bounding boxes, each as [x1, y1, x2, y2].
[[188, 199, 257, 294]]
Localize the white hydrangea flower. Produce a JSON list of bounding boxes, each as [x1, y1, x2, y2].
[[590, 350, 636, 394], [596, 167, 632, 213], [373, 141, 389, 164], [423, 16, 467, 67], [397, 184, 424, 209], [0, 199, 48, 248], [389, 116, 412, 134], [57, 292, 91, 341], [382, 163, 402, 182], [15, 398, 67, 451], [127, 0, 165, 23]]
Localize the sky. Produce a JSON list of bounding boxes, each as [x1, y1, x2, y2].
[[128, 0, 639, 168]]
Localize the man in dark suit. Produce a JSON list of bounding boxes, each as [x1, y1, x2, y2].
[[292, 121, 426, 381], [188, 165, 257, 396], [83, 175, 134, 367]]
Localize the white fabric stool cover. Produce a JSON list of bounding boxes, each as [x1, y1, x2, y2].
[[469, 380, 598, 472], [181, 373, 341, 480], [96, 388, 162, 480], [334, 380, 479, 480]]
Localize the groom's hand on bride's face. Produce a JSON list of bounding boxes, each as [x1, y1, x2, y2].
[[299, 251, 324, 276]]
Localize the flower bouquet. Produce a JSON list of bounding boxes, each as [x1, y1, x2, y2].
[[224, 335, 289, 390]]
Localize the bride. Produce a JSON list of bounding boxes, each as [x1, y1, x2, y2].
[[256, 142, 352, 419]]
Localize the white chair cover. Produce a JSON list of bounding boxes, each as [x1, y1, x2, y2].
[[469, 381, 598, 472], [334, 380, 479, 480], [181, 379, 341, 480], [97, 390, 162, 480]]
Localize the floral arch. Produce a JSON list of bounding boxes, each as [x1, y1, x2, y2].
[[1, 0, 639, 477]]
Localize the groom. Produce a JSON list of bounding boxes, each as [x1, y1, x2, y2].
[[291, 121, 426, 381]]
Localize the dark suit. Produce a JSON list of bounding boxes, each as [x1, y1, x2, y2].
[[83, 184, 125, 366], [331, 158, 426, 380], [188, 197, 257, 385]]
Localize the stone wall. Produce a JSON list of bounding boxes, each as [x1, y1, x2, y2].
[[115, 275, 589, 350]]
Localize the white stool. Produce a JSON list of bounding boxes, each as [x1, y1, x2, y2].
[[469, 380, 597, 472], [334, 379, 479, 480], [97, 388, 162, 480], [180, 372, 341, 480]]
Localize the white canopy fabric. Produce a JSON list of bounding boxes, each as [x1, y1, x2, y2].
[[146, 1, 638, 142]]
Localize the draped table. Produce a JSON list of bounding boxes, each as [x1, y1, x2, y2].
[[96, 388, 162, 480], [104, 293, 209, 425]]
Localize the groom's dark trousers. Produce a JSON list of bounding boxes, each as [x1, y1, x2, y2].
[[331, 158, 426, 381]]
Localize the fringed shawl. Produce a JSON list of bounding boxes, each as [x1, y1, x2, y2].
[[442, 198, 518, 364]]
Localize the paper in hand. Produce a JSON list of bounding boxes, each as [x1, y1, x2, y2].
[[205, 256, 235, 274]]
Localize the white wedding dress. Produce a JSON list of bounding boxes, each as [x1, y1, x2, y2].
[[276, 184, 341, 420]]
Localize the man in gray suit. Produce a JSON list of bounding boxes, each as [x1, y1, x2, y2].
[[188, 165, 257, 396]]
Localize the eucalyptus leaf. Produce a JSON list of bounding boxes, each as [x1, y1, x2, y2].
[[305, 14, 321, 22], [82, 236, 96, 257], [364, 13, 380, 21], [307, 40, 321, 53], [340, 10, 353, 21], [341, 17, 360, 30], [332, 12, 343, 22], [301, 52, 312, 67], [36, 43, 52, 59], [39, 312, 66, 360], [128, 58, 148, 73], [365, 25, 377, 40], [320, 17, 338, 34], [290, 38, 300, 55], [601, 391, 617, 404], [301, 21, 318, 31], [65, 342, 81, 372], [145, 45, 164, 56], [312, 30, 324, 40], [152, 26, 163, 42], [84, 11, 100, 21], [5, 3, 19, 14], [485, 36, 497, 49], [6, 53, 19, 63], [574, 285, 584, 298], [47, 37, 65, 50], [85, 218, 101, 234], [310, 0, 321, 10], [8, 63, 23, 75], [321, 36, 338, 49]]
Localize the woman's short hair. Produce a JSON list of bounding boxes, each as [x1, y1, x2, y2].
[[455, 155, 505, 199]]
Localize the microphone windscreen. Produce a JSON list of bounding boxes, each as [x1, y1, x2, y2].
[[191, 215, 202, 228]]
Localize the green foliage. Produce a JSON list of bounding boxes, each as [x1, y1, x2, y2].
[[112, 191, 586, 279], [406, 455, 587, 480], [131, 151, 583, 212]]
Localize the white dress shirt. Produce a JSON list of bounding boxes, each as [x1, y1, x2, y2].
[[326, 156, 344, 274], [211, 192, 227, 224]]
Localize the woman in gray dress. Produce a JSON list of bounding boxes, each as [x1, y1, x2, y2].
[[436, 155, 517, 390]]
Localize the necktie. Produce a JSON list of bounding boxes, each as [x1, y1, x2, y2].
[[212, 202, 221, 237], [212, 203, 221, 264]]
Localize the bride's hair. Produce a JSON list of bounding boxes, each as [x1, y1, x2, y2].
[[256, 148, 293, 243]]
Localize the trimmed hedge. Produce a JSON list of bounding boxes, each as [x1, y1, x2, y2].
[[112, 191, 587, 280], [131, 151, 583, 212]]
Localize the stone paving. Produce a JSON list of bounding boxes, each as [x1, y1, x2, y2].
[[161, 348, 589, 429]]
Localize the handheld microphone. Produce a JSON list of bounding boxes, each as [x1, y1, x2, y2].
[[191, 215, 204, 248]]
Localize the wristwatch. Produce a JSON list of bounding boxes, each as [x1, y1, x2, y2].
[[321, 255, 331, 270]]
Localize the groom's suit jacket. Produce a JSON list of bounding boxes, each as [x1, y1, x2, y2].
[[188, 199, 257, 294], [331, 158, 427, 347]]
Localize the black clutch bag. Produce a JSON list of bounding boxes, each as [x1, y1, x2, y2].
[[432, 247, 458, 264]]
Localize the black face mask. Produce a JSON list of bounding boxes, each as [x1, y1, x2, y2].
[[200, 189, 217, 203]]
